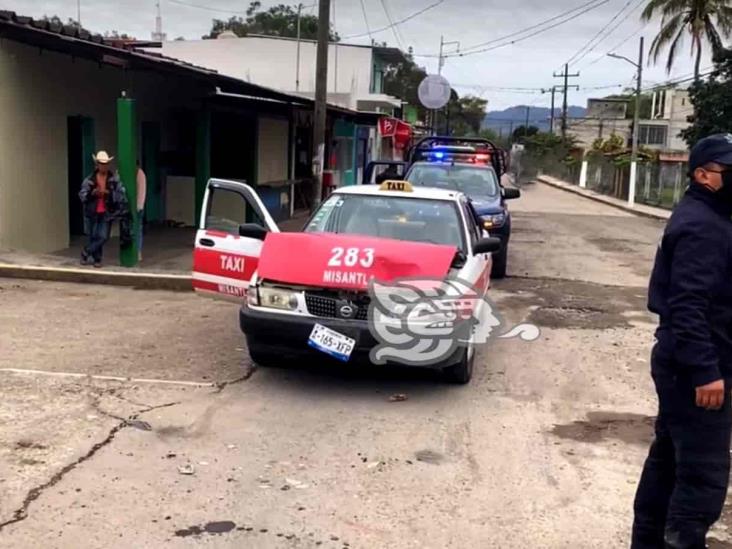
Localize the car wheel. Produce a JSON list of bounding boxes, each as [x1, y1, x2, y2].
[[442, 347, 475, 385], [491, 245, 508, 279]]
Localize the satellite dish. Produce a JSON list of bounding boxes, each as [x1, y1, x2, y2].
[[418, 74, 452, 110]]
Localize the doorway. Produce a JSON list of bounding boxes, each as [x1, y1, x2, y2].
[[67, 116, 95, 237], [141, 121, 162, 223]]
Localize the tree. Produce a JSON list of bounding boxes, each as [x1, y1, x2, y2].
[[681, 47, 732, 145], [42, 15, 83, 31], [104, 30, 134, 40], [205, 2, 339, 41], [447, 95, 489, 136], [512, 125, 539, 142], [642, 0, 732, 79], [382, 54, 428, 122]]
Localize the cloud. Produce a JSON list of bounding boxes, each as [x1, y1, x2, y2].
[[1, 0, 710, 109]]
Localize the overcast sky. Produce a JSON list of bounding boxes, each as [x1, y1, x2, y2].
[[1, 0, 714, 114]]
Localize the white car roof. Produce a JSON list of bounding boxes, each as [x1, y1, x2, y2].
[[332, 184, 464, 202]]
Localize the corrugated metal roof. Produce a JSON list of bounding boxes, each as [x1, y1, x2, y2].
[[0, 10, 370, 117]]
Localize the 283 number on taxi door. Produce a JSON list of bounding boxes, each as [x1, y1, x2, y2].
[[328, 247, 375, 268]]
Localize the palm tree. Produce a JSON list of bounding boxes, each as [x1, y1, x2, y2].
[[642, 0, 732, 80]]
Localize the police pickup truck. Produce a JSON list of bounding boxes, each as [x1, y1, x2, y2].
[[365, 137, 519, 278]]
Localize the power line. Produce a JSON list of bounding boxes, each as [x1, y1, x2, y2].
[[167, 0, 246, 14], [640, 68, 715, 92], [416, 0, 611, 59], [565, 0, 643, 67], [357, 0, 373, 42], [343, 0, 447, 40], [377, 0, 403, 49], [458, 0, 608, 55], [583, 18, 650, 68]]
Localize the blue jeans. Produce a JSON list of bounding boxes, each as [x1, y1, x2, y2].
[[137, 210, 144, 253], [83, 214, 109, 263]]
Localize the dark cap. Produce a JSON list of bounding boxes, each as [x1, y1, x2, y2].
[[689, 133, 732, 171]]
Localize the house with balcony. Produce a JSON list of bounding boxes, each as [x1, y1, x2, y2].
[[562, 89, 692, 154]]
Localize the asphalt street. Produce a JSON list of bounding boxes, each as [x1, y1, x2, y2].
[[3, 182, 726, 548]]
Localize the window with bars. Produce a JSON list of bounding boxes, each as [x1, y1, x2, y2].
[[639, 125, 668, 146]]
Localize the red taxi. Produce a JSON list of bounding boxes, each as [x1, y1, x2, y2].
[[193, 178, 501, 383]]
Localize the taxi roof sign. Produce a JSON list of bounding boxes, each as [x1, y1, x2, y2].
[[379, 180, 413, 192]]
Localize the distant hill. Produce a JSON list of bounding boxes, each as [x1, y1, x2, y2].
[[483, 105, 587, 133]]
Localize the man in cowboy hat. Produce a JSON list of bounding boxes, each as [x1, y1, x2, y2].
[[78, 151, 128, 267]]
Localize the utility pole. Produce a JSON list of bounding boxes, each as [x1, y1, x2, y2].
[[438, 35, 459, 75], [295, 3, 302, 92], [311, 0, 331, 211], [549, 87, 556, 134], [608, 36, 644, 207], [333, 0, 338, 93], [77, 0, 82, 27], [554, 64, 580, 139], [542, 86, 574, 134], [630, 36, 644, 206], [524, 106, 530, 136]]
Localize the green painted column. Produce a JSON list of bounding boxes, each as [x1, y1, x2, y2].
[[117, 95, 138, 267], [195, 107, 211, 224]]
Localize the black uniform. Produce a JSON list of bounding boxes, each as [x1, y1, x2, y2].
[[632, 182, 732, 548]]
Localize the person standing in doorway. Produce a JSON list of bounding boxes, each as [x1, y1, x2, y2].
[[136, 161, 147, 262], [79, 151, 127, 268], [632, 134, 732, 548]]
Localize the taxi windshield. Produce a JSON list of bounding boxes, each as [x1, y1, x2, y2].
[[305, 194, 465, 251], [407, 164, 500, 197]]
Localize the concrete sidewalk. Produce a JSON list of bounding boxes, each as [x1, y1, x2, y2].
[[537, 175, 672, 221], [0, 211, 310, 290]]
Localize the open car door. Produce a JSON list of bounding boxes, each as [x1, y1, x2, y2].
[[363, 161, 408, 184], [193, 179, 279, 301]]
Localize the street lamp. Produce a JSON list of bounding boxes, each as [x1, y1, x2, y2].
[[607, 36, 644, 207]]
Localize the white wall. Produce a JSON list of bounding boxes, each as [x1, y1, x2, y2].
[[159, 36, 373, 96], [666, 90, 691, 151], [0, 39, 206, 252]]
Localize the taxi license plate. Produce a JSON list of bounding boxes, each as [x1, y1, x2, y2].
[[308, 323, 356, 362]]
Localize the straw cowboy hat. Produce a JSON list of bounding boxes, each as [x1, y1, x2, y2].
[[92, 150, 114, 164]]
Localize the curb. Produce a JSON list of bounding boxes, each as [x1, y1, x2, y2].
[[0, 263, 192, 291], [536, 176, 670, 221]]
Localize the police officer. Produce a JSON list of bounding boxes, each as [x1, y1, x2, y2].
[[632, 134, 732, 548]]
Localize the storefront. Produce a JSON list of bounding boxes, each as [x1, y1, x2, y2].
[[377, 117, 413, 161]]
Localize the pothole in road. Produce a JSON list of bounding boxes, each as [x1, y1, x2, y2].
[[587, 237, 646, 254], [532, 305, 606, 328], [494, 276, 650, 330], [551, 412, 654, 445]]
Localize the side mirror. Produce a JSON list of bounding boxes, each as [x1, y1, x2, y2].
[[239, 223, 268, 240], [473, 237, 502, 255], [502, 187, 521, 200]]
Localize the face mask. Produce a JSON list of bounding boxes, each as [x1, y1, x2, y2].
[[718, 171, 732, 203]]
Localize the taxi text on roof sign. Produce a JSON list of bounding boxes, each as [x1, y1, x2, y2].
[[379, 180, 413, 192]]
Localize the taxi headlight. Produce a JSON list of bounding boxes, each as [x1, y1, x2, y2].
[[258, 287, 298, 310], [482, 212, 506, 229]]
